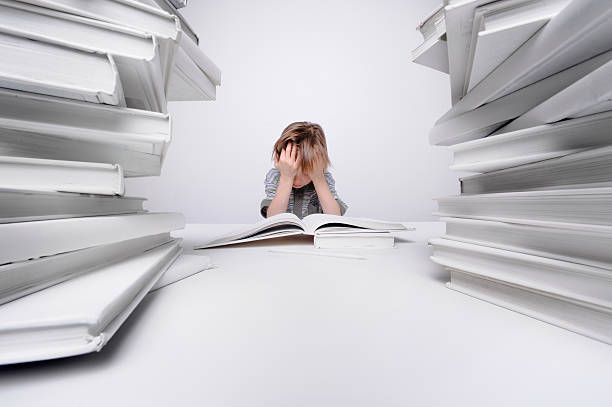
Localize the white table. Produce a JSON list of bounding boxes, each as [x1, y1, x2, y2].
[[1, 222, 612, 406]]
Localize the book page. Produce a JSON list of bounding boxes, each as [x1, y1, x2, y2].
[[194, 213, 304, 248], [301, 214, 409, 234]]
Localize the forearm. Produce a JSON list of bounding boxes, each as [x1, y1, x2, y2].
[[266, 175, 294, 217], [312, 175, 341, 216]]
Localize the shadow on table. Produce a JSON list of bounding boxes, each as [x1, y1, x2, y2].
[[0, 288, 162, 378], [394, 236, 415, 244], [193, 234, 314, 250]]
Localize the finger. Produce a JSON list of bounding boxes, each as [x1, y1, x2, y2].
[[295, 148, 301, 165], [286, 143, 292, 159], [291, 145, 298, 162], [280, 148, 286, 162]]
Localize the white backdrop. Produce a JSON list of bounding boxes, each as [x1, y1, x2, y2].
[[125, 0, 459, 223]]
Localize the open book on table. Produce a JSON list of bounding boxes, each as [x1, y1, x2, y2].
[[194, 213, 412, 249]]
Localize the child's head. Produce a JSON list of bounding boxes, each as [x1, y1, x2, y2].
[[273, 121, 331, 188]]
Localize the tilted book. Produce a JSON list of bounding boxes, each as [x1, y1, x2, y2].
[[0, 240, 181, 365], [0, 233, 172, 306], [0, 212, 185, 264]]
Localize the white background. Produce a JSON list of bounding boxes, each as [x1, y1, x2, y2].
[[125, 0, 459, 223]]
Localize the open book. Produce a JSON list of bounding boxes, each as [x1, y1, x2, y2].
[[194, 213, 411, 249]]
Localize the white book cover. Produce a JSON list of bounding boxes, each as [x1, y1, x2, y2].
[[430, 49, 612, 145], [0, 240, 181, 365], [416, 4, 445, 41], [314, 231, 395, 249], [446, 268, 612, 345], [450, 110, 612, 173], [0, 156, 124, 196], [0, 233, 171, 305], [0, 189, 145, 223], [0, 0, 167, 112], [467, 0, 570, 92], [178, 33, 222, 86], [460, 145, 612, 195], [442, 0, 612, 119], [168, 43, 216, 101], [0, 212, 185, 264], [19, 0, 183, 91], [441, 216, 612, 270], [0, 88, 171, 176], [0, 127, 163, 177], [435, 188, 612, 228], [19, 0, 222, 96], [465, 0, 569, 91], [411, 35, 449, 74], [430, 237, 612, 309], [136, 0, 198, 44], [496, 59, 612, 134], [195, 213, 408, 249], [0, 31, 124, 105]]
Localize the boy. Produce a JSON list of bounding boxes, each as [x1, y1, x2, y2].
[[260, 122, 348, 219]]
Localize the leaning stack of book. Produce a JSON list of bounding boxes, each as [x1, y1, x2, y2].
[[0, 0, 220, 365], [413, 0, 612, 344]]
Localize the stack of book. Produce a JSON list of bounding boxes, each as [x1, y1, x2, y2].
[[413, 0, 612, 344], [0, 0, 220, 365]]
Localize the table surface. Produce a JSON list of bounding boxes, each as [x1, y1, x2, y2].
[[1, 222, 612, 406]]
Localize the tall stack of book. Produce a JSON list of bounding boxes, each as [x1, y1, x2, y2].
[[0, 0, 220, 365], [413, 0, 612, 344]]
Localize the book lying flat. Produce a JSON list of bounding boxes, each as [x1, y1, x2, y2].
[[0, 233, 172, 306], [433, 236, 612, 345], [460, 145, 612, 195], [0, 0, 167, 112], [430, 237, 612, 309], [314, 229, 395, 249], [0, 156, 124, 196], [0, 212, 185, 264], [0, 88, 171, 177], [429, 49, 612, 145], [194, 213, 408, 249], [442, 216, 612, 270], [0, 31, 123, 105], [0, 127, 163, 177], [445, 267, 612, 345], [466, 0, 570, 93], [435, 188, 612, 227], [449, 110, 612, 173], [0, 240, 181, 366], [0, 189, 145, 223]]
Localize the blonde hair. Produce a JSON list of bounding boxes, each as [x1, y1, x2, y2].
[[272, 122, 330, 174]]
